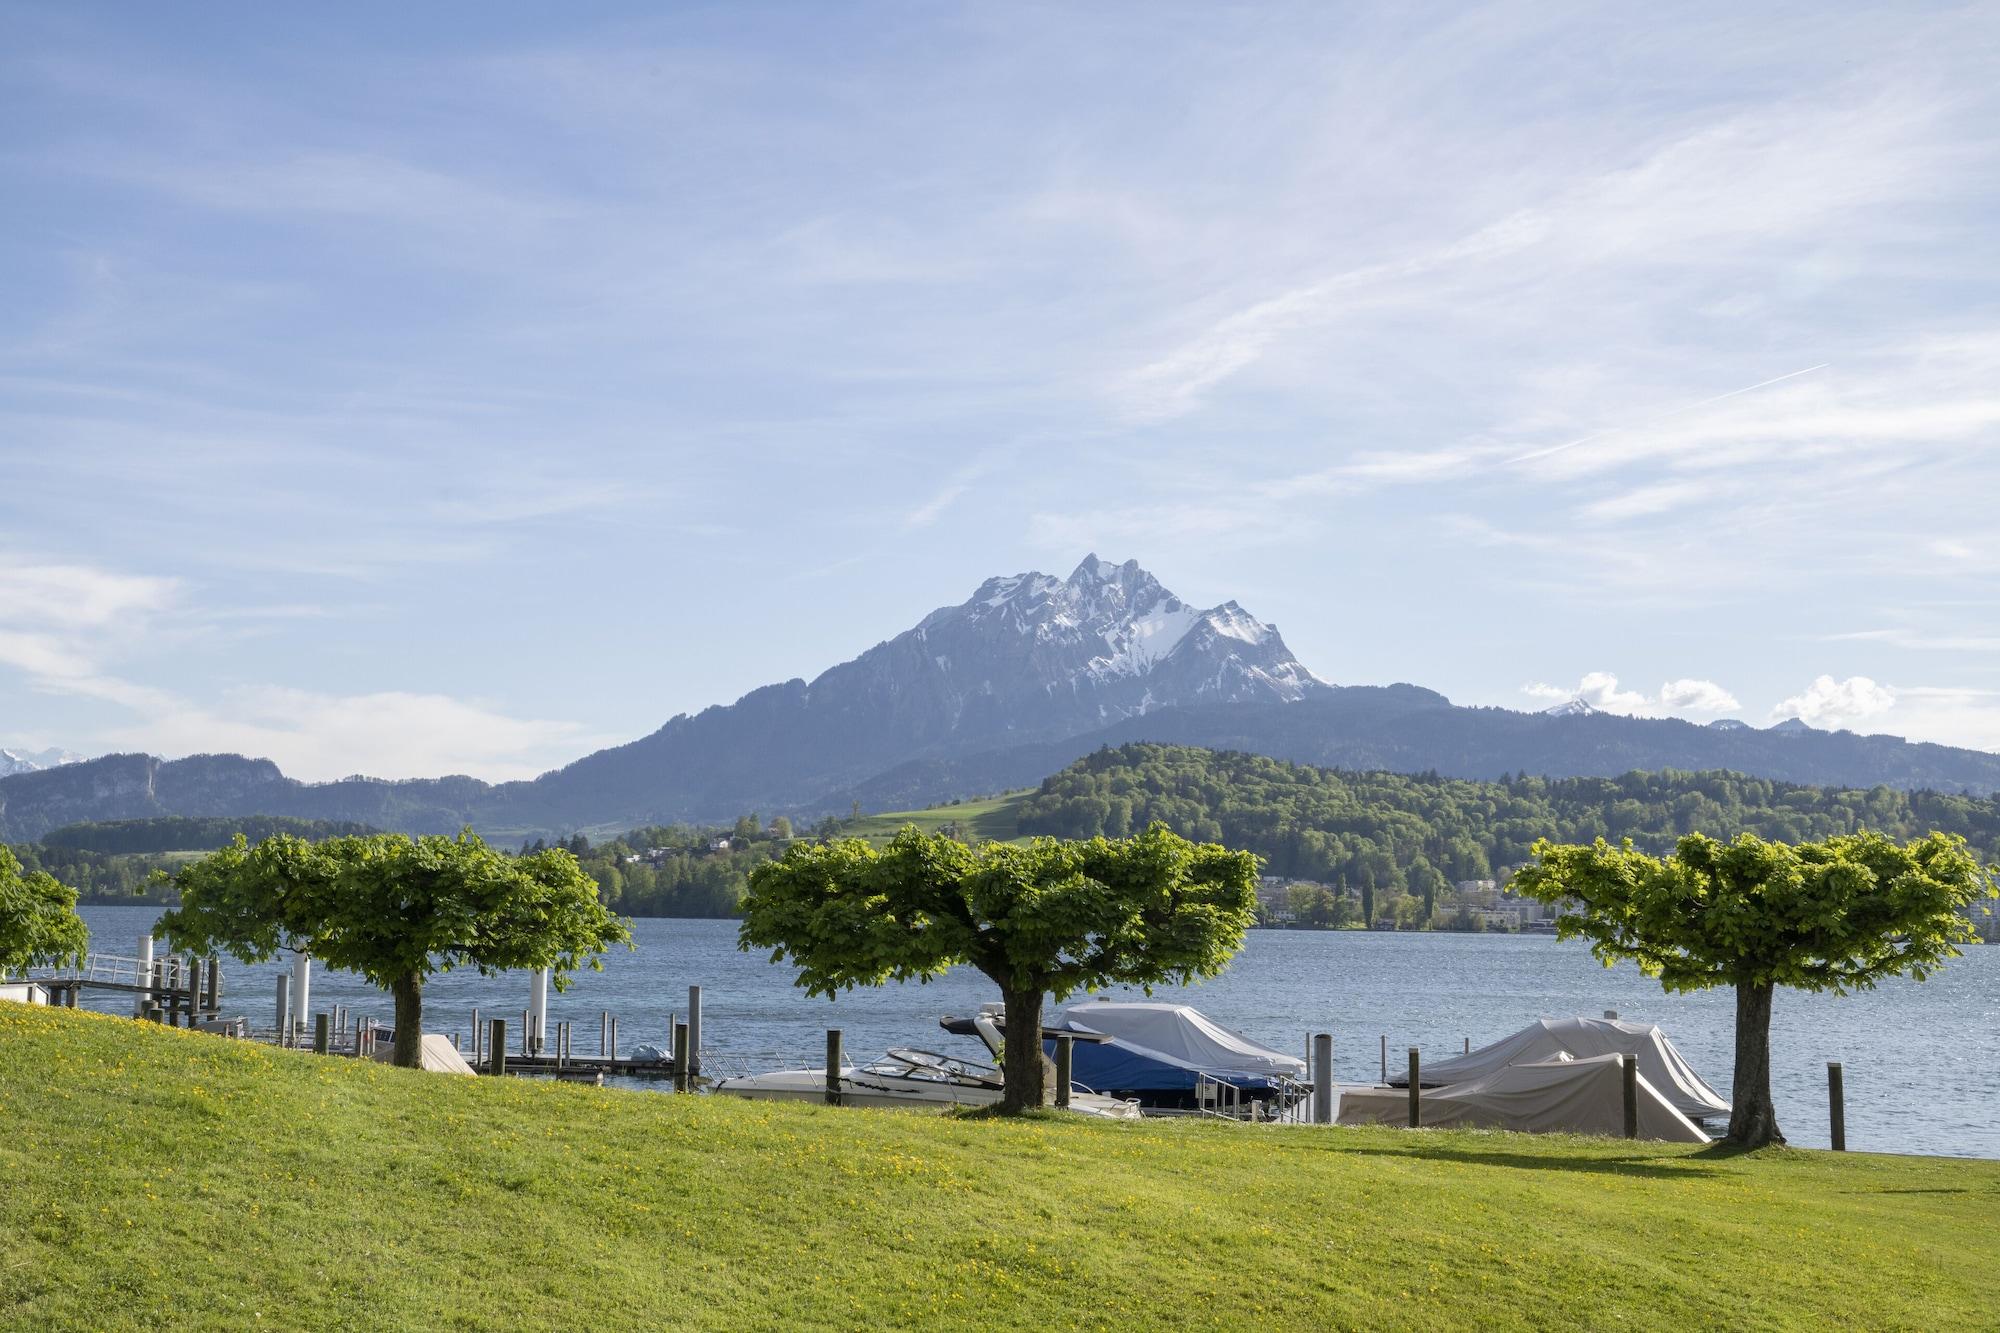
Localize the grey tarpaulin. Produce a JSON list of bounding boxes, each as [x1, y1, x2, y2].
[[1391, 1016, 1729, 1119], [1341, 1053, 1712, 1143]]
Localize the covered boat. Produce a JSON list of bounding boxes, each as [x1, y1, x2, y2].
[[1391, 1016, 1729, 1120], [943, 1000, 1307, 1111], [1340, 1053, 1711, 1143]]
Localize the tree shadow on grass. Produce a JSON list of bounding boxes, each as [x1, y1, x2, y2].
[[1284, 1135, 1733, 1181]]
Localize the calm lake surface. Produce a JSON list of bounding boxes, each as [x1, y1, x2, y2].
[[75, 905, 2000, 1158]]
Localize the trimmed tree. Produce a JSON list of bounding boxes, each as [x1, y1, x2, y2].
[[740, 824, 1259, 1112], [158, 831, 631, 1068], [1514, 830, 1995, 1147], [0, 845, 89, 976]]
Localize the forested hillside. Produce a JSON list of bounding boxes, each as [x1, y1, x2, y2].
[[1015, 744, 2000, 895]]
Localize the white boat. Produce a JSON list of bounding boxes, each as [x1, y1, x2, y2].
[[714, 1043, 1141, 1119]]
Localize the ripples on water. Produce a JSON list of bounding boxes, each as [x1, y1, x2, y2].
[[74, 906, 2000, 1158]]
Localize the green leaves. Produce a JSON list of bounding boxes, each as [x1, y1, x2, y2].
[[739, 822, 1259, 1001], [0, 843, 89, 973], [156, 830, 633, 994], [1513, 830, 1997, 995]]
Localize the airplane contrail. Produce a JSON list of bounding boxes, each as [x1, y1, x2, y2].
[[1506, 362, 1832, 465]]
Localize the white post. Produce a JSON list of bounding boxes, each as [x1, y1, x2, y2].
[[529, 968, 550, 1055], [135, 934, 155, 1017], [291, 954, 312, 1040], [686, 985, 702, 1076]]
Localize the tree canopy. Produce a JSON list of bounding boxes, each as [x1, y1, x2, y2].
[[158, 830, 631, 1067], [1512, 830, 1996, 1146], [741, 824, 1259, 1111], [0, 844, 88, 976]]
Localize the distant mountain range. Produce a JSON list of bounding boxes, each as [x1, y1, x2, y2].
[[4, 555, 1998, 843], [0, 746, 84, 778]]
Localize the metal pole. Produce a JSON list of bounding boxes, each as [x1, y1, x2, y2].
[[601, 1010, 609, 1058], [1828, 1062, 1846, 1151], [1407, 1048, 1421, 1128], [1622, 1053, 1639, 1139], [610, 1015, 619, 1063], [135, 934, 155, 1017], [528, 968, 550, 1055], [291, 954, 312, 1041], [825, 1029, 843, 1106], [1054, 1035, 1073, 1109], [687, 986, 702, 1077], [1313, 1033, 1335, 1125]]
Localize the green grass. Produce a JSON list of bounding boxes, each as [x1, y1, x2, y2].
[[1, 1006, 1994, 1332], [841, 790, 1031, 844]]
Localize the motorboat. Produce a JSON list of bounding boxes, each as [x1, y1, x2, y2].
[[712, 1043, 1141, 1119], [1340, 1052, 1712, 1143], [941, 999, 1310, 1114], [1387, 1015, 1730, 1121]]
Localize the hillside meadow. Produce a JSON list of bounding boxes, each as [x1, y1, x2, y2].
[[2, 1005, 1995, 1331]]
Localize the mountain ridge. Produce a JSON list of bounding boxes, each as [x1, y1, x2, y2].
[[5, 556, 1999, 841]]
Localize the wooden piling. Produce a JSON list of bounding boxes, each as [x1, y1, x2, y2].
[[1380, 1034, 1387, 1083], [1407, 1048, 1421, 1128], [275, 974, 292, 1046], [1313, 1033, 1335, 1125], [600, 1010, 610, 1058], [610, 1015, 619, 1062], [489, 1019, 507, 1077], [825, 1029, 843, 1107], [673, 1022, 690, 1092], [1622, 1053, 1639, 1139], [206, 957, 220, 1011], [1055, 1035, 1073, 1109], [1828, 1062, 1846, 1151], [1464, 1036, 1471, 1054], [314, 1013, 330, 1056]]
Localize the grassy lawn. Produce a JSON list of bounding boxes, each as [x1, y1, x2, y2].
[[841, 791, 1030, 845], [2, 1005, 1994, 1332]]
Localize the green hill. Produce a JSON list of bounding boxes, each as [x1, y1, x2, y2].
[[2, 1005, 1994, 1331], [840, 790, 1030, 844]]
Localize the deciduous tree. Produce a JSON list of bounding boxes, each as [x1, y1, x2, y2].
[[158, 831, 631, 1068], [0, 845, 88, 976], [1514, 830, 1995, 1147], [741, 824, 1258, 1111]]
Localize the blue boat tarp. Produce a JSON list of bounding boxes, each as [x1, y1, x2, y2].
[[1045, 1001, 1305, 1093]]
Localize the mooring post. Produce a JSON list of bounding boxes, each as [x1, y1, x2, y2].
[[528, 967, 550, 1055], [146, 1004, 163, 1024], [291, 954, 312, 1042], [1313, 1033, 1335, 1125], [135, 933, 155, 1018], [1380, 1034, 1387, 1083], [1055, 1035, 1073, 1109], [275, 974, 292, 1046], [600, 1010, 609, 1058], [687, 986, 703, 1077], [489, 1018, 507, 1077], [825, 1029, 843, 1107], [1828, 1062, 1846, 1151], [673, 1022, 690, 1092], [1622, 1053, 1639, 1139], [610, 1015, 619, 1063], [520, 1009, 529, 1057], [1464, 1036, 1471, 1054], [314, 1013, 330, 1055], [1407, 1048, 1421, 1128], [470, 1008, 479, 1057], [206, 957, 221, 1012]]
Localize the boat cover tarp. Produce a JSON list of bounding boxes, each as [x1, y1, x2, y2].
[[1047, 1001, 1306, 1092], [371, 1033, 476, 1075], [1340, 1054, 1711, 1143], [1391, 1017, 1729, 1119]]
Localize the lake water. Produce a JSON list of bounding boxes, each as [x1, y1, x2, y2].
[[71, 905, 2000, 1158]]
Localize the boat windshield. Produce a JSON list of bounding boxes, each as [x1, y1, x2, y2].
[[864, 1049, 1002, 1087]]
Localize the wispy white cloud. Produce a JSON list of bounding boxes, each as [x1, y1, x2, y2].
[[1771, 675, 1896, 728], [1523, 671, 1740, 718]]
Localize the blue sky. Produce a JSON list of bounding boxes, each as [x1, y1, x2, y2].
[[3, 2, 1998, 781]]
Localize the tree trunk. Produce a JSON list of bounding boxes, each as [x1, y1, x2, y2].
[[1727, 980, 1784, 1147], [999, 985, 1048, 1113], [390, 971, 425, 1070]]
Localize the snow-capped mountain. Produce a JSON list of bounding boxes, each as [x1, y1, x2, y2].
[[0, 746, 84, 778], [1542, 698, 1597, 718], [509, 555, 1328, 825]]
